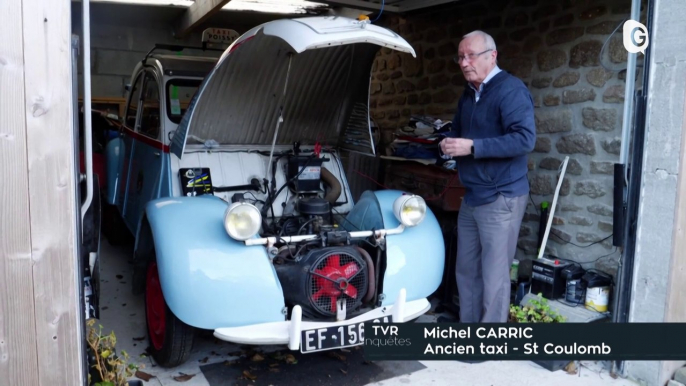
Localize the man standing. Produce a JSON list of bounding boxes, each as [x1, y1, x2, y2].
[[439, 30, 536, 323]]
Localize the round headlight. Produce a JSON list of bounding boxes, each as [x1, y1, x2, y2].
[[224, 202, 262, 240], [393, 194, 427, 227]]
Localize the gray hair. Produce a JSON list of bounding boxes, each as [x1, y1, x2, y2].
[[462, 30, 497, 51]]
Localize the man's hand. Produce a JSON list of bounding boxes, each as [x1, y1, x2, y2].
[[440, 138, 474, 157]]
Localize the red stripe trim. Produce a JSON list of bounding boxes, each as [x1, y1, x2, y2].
[[122, 126, 170, 153], [228, 35, 255, 54]]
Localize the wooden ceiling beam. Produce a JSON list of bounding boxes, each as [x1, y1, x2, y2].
[[175, 0, 231, 38]]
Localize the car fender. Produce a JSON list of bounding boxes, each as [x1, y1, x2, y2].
[[143, 195, 286, 329], [374, 190, 445, 306]]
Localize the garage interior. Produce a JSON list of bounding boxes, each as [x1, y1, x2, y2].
[[73, 0, 642, 384], [3, 0, 686, 384]]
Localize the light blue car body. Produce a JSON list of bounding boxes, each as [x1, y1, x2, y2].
[[125, 190, 444, 329], [107, 135, 445, 329], [143, 195, 286, 328], [373, 190, 446, 306], [105, 20, 445, 331]]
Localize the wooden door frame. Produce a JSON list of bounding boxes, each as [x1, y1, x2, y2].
[[0, 0, 84, 384]]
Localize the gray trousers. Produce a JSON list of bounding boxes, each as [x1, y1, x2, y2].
[[455, 193, 528, 323]]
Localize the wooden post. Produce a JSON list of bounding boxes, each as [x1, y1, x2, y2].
[[0, 0, 40, 382], [660, 81, 686, 384], [1, 0, 84, 384]]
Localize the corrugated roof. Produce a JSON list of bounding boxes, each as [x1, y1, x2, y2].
[[80, 0, 461, 14], [83, 0, 330, 14], [315, 0, 462, 13]]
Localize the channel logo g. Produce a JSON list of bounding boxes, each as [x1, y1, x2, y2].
[[623, 19, 649, 54]]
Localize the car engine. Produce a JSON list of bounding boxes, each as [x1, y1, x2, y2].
[[251, 144, 379, 320]]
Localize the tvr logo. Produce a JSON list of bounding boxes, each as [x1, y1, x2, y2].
[[623, 19, 649, 54]]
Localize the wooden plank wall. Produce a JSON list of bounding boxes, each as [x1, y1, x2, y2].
[[1, 0, 83, 384], [0, 0, 40, 383]]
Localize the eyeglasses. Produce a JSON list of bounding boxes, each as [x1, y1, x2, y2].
[[454, 49, 493, 63]]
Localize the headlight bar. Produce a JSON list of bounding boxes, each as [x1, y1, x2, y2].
[[244, 225, 406, 246]]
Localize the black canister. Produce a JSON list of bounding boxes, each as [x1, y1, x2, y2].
[[562, 264, 586, 304]]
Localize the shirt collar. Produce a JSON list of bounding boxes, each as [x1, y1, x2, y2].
[[468, 65, 502, 92]]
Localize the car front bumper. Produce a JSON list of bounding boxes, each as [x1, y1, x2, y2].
[[213, 288, 429, 350]]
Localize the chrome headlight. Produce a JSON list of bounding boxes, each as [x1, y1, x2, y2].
[[224, 202, 262, 240], [393, 194, 427, 227]]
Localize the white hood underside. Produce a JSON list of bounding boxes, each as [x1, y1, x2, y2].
[[171, 17, 415, 158]]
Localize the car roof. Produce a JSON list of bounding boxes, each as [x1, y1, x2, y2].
[[146, 54, 219, 78]]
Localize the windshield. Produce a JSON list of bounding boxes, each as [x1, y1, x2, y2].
[[166, 78, 202, 124]]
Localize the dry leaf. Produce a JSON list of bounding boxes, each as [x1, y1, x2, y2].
[[243, 370, 257, 381], [251, 354, 265, 362], [199, 357, 209, 364], [269, 363, 279, 368], [224, 360, 237, 366], [135, 370, 154, 381], [610, 372, 619, 379], [565, 361, 578, 375], [173, 373, 196, 382], [340, 369, 348, 375], [285, 354, 297, 364], [329, 352, 346, 362], [269, 368, 280, 373]]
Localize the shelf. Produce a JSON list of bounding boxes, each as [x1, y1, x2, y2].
[[519, 293, 610, 323]]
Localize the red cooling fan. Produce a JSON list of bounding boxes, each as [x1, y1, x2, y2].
[[311, 254, 361, 313]]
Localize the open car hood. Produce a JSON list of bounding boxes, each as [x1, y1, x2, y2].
[[171, 16, 415, 158]]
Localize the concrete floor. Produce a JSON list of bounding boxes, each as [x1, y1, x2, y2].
[[96, 239, 639, 386]]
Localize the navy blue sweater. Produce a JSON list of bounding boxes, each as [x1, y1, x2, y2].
[[444, 71, 536, 207]]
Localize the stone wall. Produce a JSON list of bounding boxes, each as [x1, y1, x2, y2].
[[371, 0, 642, 278]]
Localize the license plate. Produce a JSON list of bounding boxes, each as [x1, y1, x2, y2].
[[300, 316, 392, 353]]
